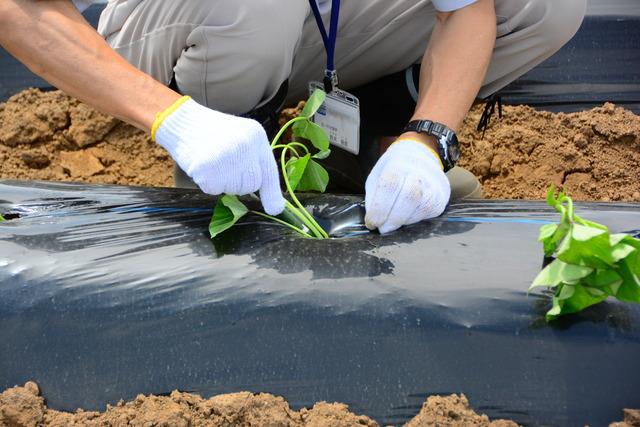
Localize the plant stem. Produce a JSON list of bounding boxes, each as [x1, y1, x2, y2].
[[287, 141, 310, 154], [269, 114, 328, 239], [272, 142, 309, 155], [280, 147, 328, 238], [562, 196, 574, 220], [271, 116, 307, 149], [272, 144, 301, 158], [283, 201, 327, 238], [251, 210, 311, 237], [553, 192, 607, 230]]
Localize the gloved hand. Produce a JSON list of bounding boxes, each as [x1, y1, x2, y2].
[[365, 139, 451, 234], [152, 97, 285, 215]]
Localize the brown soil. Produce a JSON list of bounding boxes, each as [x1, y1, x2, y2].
[[2, 382, 636, 427], [457, 102, 640, 202], [1, 89, 639, 202], [0, 89, 172, 187], [0, 382, 520, 427], [610, 409, 640, 427]]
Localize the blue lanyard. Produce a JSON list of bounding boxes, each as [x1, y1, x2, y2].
[[308, 0, 340, 93]]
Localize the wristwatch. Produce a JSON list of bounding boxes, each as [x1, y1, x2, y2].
[[402, 120, 460, 172]]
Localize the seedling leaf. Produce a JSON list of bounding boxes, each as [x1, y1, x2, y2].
[[299, 89, 326, 118], [313, 149, 331, 160], [209, 195, 248, 238], [293, 121, 330, 151], [557, 226, 615, 268], [296, 159, 329, 192], [583, 269, 622, 289], [538, 223, 558, 241], [532, 185, 640, 321], [621, 234, 640, 250], [611, 243, 636, 262], [557, 284, 576, 300], [610, 233, 629, 246], [546, 283, 608, 321], [530, 259, 593, 290], [616, 257, 640, 302], [286, 154, 311, 192], [572, 223, 607, 241], [292, 90, 329, 151]]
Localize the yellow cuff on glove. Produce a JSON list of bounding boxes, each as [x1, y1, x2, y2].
[[392, 139, 444, 171], [151, 95, 192, 141]]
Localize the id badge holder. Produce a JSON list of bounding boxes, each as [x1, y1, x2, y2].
[[308, 81, 360, 155]]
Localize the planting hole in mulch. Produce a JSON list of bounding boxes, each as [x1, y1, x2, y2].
[[0, 212, 20, 220]]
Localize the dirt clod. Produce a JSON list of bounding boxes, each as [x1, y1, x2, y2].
[[0, 381, 45, 427], [406, 394, 517, 427], [0, 382, 526, 427], [66, 103, 119, 148], [59, 150, 104, 178], [611, 409, 640, 427]]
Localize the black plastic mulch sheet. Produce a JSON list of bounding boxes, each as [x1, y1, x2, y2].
[[498, 14, 640, 113], [1, 181, 639, 426]]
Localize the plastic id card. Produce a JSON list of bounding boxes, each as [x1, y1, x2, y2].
[[309, 81, 360, 155]]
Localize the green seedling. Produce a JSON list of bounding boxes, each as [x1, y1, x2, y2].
[[0, 214, 4, 222], [209, 89, 331, 239], [530, 185, 640, 321]]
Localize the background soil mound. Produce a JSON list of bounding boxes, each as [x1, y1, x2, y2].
[[0, 382, 519, 427], [0, 89, 172, 187], [1, 89, 639, 202], [458, 103, 640, 202]]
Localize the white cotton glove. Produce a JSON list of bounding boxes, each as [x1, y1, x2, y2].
[[153, 97, 285, 216], [365, 140, 451, 234]]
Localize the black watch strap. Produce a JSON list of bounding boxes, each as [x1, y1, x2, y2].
[[402, 119, 459, 172]]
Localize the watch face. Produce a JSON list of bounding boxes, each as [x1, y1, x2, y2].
[[449, 143, 461, 163]]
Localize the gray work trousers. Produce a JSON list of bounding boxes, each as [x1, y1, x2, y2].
[[98, 0, 587, 192]]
